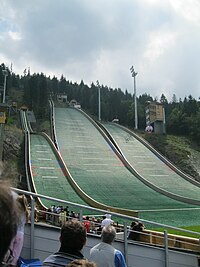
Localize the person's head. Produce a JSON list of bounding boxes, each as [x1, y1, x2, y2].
[[138, 222, 145, 231], [60, 220, 87, 252], [0, 182, 18, 265], [106, 214, 111, 219], [101, 225, 116, 244], [66, 259, 97, 267], [130, 221, 137, 228]]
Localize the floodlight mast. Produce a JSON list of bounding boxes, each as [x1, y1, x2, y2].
[[96, 80, 101, 121], [130, 66, 138, 130], [2, 69, 8, 103]]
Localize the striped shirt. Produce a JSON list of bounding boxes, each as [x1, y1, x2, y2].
[[43, 251, 84, 267]]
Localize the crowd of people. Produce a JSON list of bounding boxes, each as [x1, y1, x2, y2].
[[0, 159, 145, 267], [43, 205, 122, 236]]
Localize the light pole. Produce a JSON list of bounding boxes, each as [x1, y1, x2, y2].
[[96, 80, 101, 121], [130, 66, 138, 129], [2, 69, 8, 103], [0, 68, 8, 160]]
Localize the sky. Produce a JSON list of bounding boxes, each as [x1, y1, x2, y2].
[[0, 0, 200, 101]]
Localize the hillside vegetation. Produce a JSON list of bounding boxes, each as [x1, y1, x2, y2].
[[143, 133, 200, 182]]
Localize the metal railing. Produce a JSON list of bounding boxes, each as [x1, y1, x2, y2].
[[12, 187, 200, 266]]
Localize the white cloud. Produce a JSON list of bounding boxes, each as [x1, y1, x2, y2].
[[8, 31, 21, 41], [0, 0, 200, 100], [170, 0, 200, 25], [143, 29, 178, 63]]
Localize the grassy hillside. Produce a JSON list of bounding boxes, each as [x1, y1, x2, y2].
[[142, 133, 200, 182]]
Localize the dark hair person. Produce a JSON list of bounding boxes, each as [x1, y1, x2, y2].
[[60, 220, 87, 252], [43, 220, 87, 267]]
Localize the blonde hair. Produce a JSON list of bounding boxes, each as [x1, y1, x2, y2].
[[17, 194, 29, 222]]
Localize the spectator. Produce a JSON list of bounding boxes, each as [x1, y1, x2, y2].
[[127, 221, 145, 241], [96, 218, 102, 235], [66, 259, 97, 267], [34, 207, 40, 222], [0, 182, 18, 266], [46, 206, 52, 223], [69, 211, 76, 219], [59, 208, 66, 226], [83, 216, 90, 233], [145, 125, 153, 133], [9, 194, 29, 266], [90, 225, 127, 267], [64, 206, 70, 220], [50, 205, 56, 224], [43, 220, 87, 267], [90, 217, 96, 234], [101, 214, 113, 228]]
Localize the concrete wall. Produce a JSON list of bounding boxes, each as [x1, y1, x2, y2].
[[154, 121, 165, 134]]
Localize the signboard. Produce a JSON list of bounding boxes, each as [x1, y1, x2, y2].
[[0, 104, 9, 124], [0, 111, 6, 124], [155, 104, 164, 121]]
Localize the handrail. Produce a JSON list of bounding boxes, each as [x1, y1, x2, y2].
[[20, 110, 33, 134], [20, 110, 46, 209], [12, 187, 200, 260], [11, 187, 200, 236], [49, 100, 59, 150]]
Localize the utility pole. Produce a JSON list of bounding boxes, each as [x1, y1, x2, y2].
[[96, 80, 101, 121], [130, 66, 138, 129], [2, 69, 8, 103], [0, 68, 8, 160]]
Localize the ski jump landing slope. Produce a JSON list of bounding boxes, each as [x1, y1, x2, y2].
[[54, 107, 200, 226], [29, 133, 88, 208], [102, 123, 200, 202]]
